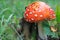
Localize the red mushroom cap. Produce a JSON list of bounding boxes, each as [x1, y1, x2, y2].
[[24, 1, 56, 23], [47, 8, 56, 20]]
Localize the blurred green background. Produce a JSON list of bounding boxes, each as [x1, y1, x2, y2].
[[0, 0, 60, 40]]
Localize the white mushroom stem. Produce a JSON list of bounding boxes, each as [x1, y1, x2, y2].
[[23, 25, 30, 40], [38, 22, 47, 40]]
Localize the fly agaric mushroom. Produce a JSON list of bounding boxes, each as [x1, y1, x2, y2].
[[24, 1, 56, 23], [24, 1, 56, 40]]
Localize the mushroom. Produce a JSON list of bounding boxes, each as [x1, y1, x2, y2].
[[24, 1, 56, 22], [50, 26, 57, 32], [24, 1, 56, 40]]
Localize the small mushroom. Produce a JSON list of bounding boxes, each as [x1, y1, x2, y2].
[[24, 1, 56, 40], [50, 26, 57, 32], [24, 1, 56, 23]]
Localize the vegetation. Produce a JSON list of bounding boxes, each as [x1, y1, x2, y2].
[[0, 0, 60, 40]]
